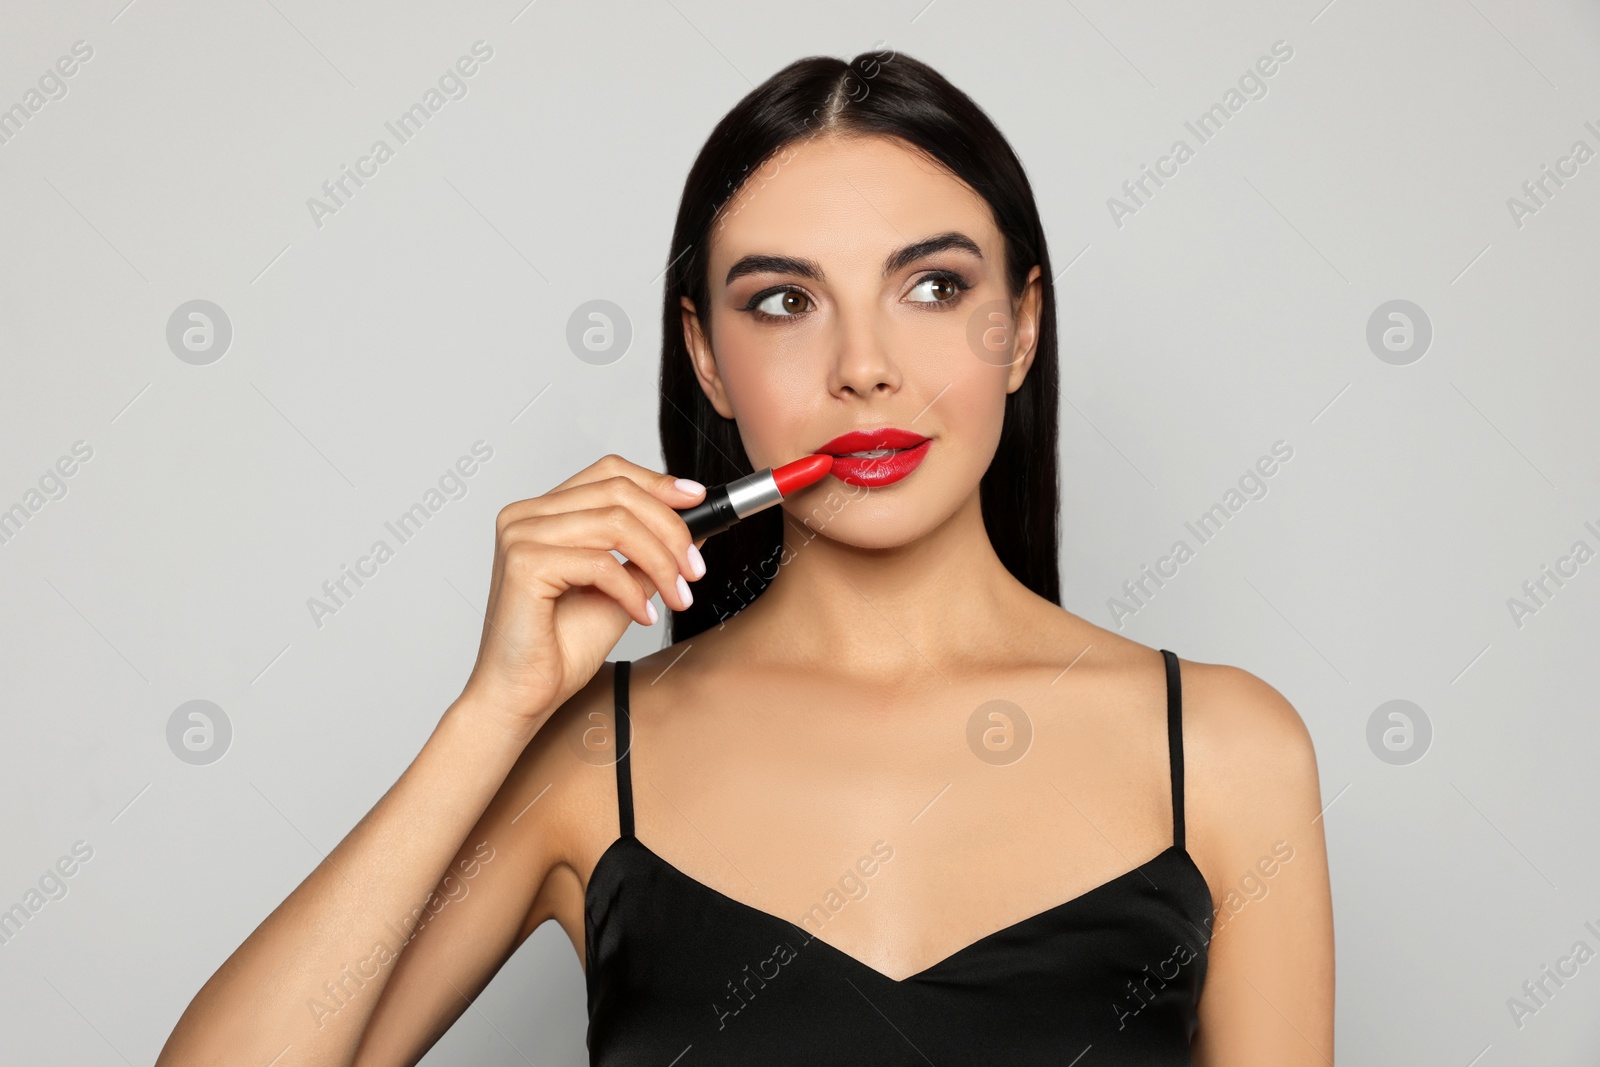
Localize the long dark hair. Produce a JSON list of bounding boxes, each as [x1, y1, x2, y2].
[[659, 50, 1060, 642]]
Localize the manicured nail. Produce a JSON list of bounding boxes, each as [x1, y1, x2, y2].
[[673, 478, 705, 497], [645, 598, 659, 625], [686, 543, 706, 580], [676, 574, 693, 608]]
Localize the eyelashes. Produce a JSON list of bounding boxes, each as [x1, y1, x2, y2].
[[743, 287, 812, 321], [739, 270, 973, 323], [906, 271, 972, 307]]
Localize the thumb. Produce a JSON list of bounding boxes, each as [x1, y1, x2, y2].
[[662, 473, 707, 505]]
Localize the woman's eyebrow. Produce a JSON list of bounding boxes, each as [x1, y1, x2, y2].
[[883, 231, 983, 276], [725, 253, 822, 286], [723, 231, 984, 287]]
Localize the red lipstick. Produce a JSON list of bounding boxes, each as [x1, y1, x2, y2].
[[674, 454, 833, 539], [814, 428, 931, 487]]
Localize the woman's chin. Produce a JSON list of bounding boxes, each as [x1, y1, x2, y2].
[[778, 504, 957, 553]]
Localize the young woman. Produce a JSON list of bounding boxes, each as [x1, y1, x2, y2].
[[159, 51, 1334, 1066]]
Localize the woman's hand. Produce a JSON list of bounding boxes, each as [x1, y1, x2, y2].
[[154, 459, 703, 1066], [457, 454, 706, 732]]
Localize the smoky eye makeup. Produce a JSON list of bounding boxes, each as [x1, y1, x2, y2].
[[904, 269, 973, 305], [732, 260, 979, 323], [738, 284, 814, 320]]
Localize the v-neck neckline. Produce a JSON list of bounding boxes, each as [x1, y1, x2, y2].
[[585, 834, 1206, 985]]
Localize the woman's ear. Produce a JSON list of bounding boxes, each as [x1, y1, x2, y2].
[[681, 295, 736, 418], [1005, 265, 1044, 393]]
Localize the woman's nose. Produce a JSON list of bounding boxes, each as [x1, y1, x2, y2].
[[828, 317, 901, 399]]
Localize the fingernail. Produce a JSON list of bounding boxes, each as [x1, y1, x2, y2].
[[673, 478, 705, 497], [645, 599, 659, 625], [686, 543, 706, 580], [676, 574, 693, 608]]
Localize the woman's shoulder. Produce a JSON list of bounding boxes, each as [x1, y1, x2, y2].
[[1018, 611, 1324, 872], [494, 662, 634, 880], [1042, 606, 1316, 765], [1162, 650, 1325, 899], [1173, 651, 1319, 786]]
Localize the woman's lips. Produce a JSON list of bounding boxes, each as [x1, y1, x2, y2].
[[828, 440, 931, 486], [814, 428, 932, 487]]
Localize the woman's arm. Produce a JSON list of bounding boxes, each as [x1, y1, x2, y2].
[[155, 456, 706, 1066], [1186, 661, 1336, 1066], [349, 675, 612, 1066], [153, 697, 551, 1067]]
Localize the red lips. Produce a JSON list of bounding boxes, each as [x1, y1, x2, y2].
[[814, 428, 932, 487]]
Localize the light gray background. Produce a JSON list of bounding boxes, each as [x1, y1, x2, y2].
[[2, 0, 1597, 1063]]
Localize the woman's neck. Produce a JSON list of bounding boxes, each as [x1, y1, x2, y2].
[[725, 488, 1041, 678]]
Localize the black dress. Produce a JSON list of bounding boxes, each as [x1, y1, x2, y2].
[[585, 650, 1212, 1065]]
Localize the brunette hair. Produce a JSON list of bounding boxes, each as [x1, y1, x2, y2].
[[658, 50, 1060, 642]]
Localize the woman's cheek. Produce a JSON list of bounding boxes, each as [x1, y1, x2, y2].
[[931, 364, 1007, 453], [719, 358, 818, 467]]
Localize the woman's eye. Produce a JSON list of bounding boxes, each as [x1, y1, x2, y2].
[[753, 289, 812, 316], [907, 273, 966, 305]]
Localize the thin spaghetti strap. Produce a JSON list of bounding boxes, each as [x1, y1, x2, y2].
[[613, 661, 635, 839], [1160, 649, 1185, 852]]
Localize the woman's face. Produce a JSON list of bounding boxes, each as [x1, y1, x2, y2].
[[682, 132, 1042, 549]]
